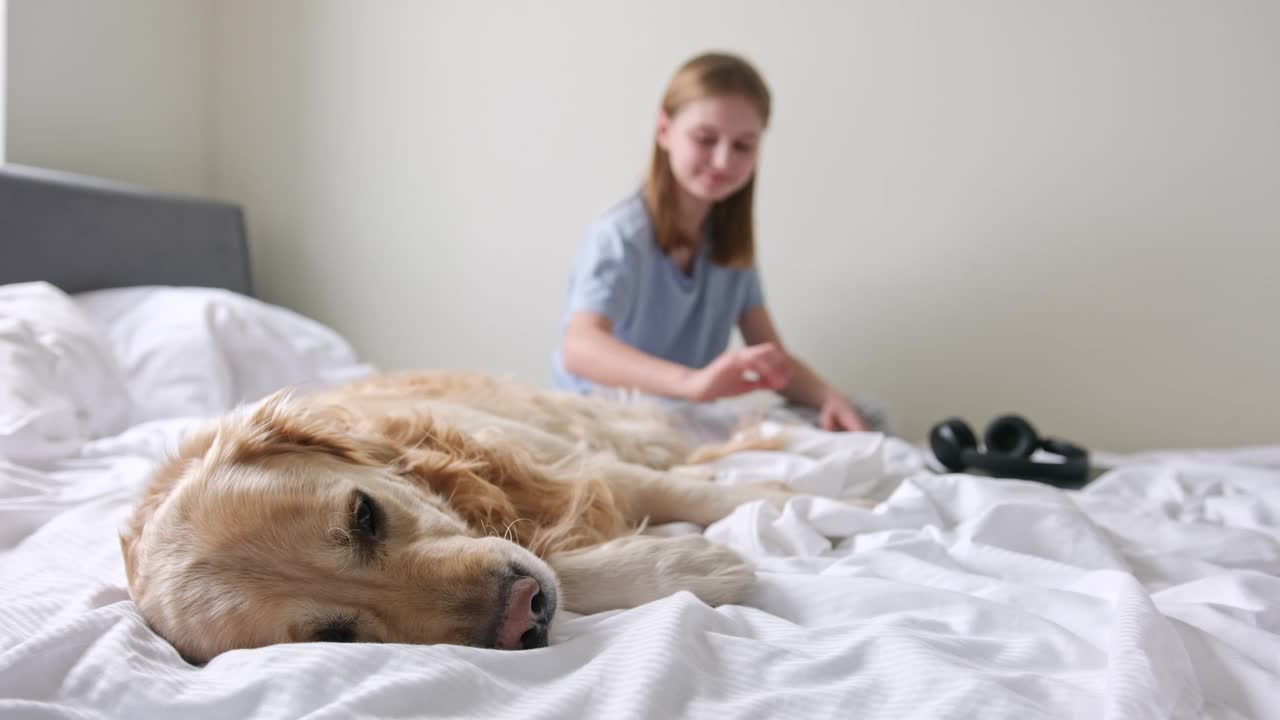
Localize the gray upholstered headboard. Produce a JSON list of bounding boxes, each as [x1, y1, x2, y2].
[[0, 164, 253, 296]]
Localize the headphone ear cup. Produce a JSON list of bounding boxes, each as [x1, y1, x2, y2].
[[984, 415, 1039, 458], [928, 418, 978, 472]]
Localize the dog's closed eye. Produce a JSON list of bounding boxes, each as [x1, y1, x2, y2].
[[344, 490, 388, 566], [313, 623, 356, 643], [352, 491, 383, 540], [311, 610, 366, 643]]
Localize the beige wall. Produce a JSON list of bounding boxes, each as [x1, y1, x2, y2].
[[9, 1, 1280, 451], [5, 0, 213, 195], [0, 0, 6, 163]]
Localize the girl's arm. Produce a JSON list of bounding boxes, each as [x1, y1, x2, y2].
[[562, 311, 790, 401], [738, 306, 869, 431], [561, 312, 695, 398]]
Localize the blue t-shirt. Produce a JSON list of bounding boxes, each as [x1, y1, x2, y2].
[[552, 191, 766, 394]]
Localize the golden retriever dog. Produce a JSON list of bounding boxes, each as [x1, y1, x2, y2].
[[120, 371, 813, 663]]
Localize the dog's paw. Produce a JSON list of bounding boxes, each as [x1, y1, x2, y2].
[[652, 534, 755, 607], [551, 534, 756, 613]]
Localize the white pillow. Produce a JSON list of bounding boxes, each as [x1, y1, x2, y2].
[[0, 282, 132, 463], [75, 286, 374, 423]]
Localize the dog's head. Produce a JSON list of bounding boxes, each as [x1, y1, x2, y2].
[[120, 394, 559, 663]]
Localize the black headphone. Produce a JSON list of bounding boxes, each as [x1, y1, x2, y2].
[[928, 414, 1090, 488]]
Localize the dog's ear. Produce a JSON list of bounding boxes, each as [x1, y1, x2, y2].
[[120, 426, 220, 597], [118, 529, 146, 599], [392, 442, 526, 541], [119, 532, 134, 582], [369, 412, 552, 545], [378, 416, 626, 557]]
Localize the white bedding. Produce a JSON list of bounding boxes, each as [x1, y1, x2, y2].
[[1, 286, 1276, 719]]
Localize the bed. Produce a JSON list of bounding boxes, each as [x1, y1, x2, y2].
[[1, 164, 1277, 719]]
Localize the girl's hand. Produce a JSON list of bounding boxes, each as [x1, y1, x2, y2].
[[682, 343, 793, 402], [819, 391, 869, 432]]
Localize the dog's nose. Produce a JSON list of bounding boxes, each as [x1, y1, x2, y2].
[[496, 576, 550, 650]]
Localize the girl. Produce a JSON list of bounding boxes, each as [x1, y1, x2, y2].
[[552, 51, 868, 432]]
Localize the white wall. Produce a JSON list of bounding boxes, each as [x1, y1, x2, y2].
[[213, 1, 1279, 452], [5, 0, 213, 195], [8, 1, 1278, 451], [0, 0, 7, 164]]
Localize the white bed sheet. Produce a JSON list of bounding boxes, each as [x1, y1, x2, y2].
[[2, 412, 1277, 719]]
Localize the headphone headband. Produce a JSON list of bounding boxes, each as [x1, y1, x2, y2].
[[928, 415, 1090, 488], [1039, 437, 1087, 461]]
